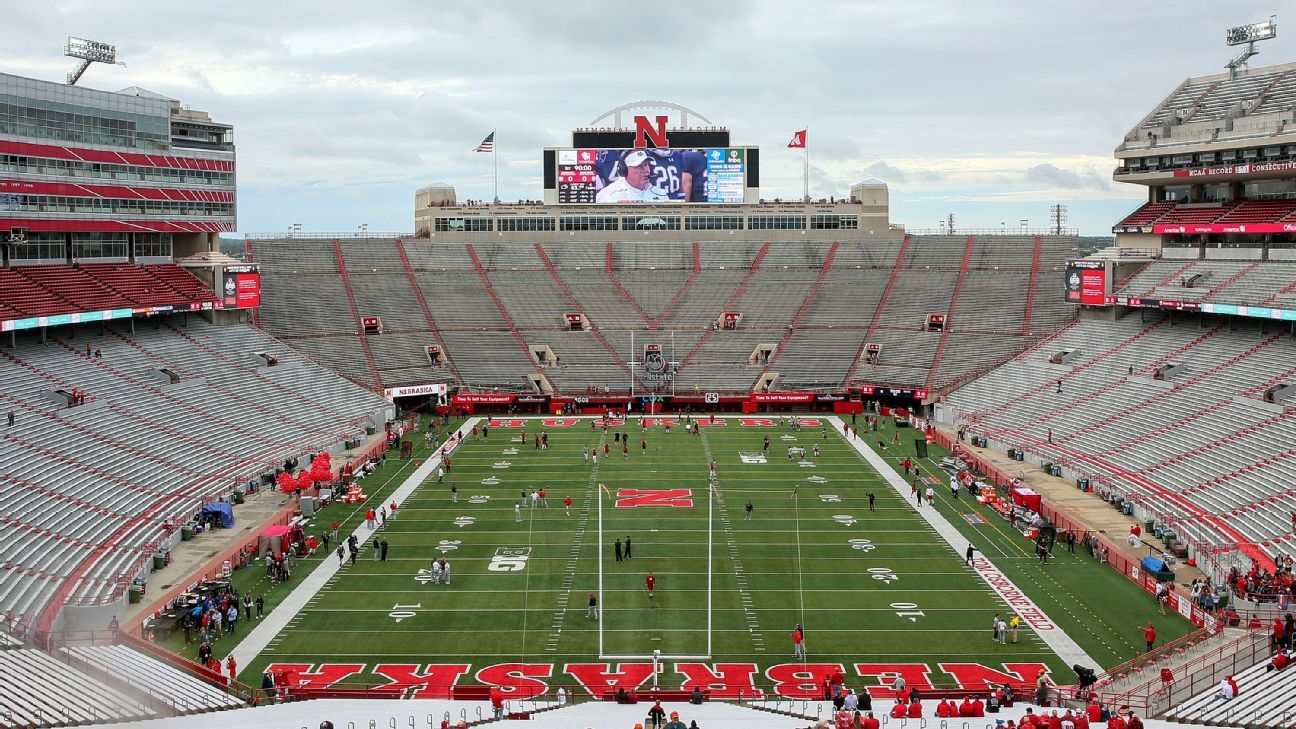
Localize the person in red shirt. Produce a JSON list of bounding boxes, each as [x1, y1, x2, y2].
[[1141, 621, 1156, 652], [1047, 710, 1063, 729], [935, 700, 954, 717], [792, 624, 805, 659], [970, 697, 985, 717], [330, 520, 339, 541], [889, 701, 907, 719], [860, 713, 879, 729], [1086, 702, 1102, 724], [1019, 708, 1038, 728], [489, 687, 504, 719], [563, 495, 572, 517], [906, 701, 922, 718], [225, 655, 237, 680], [641, 438, 647, 454], [645, 572, 656, 606], [1074, 712, 1090, 729], [958, 698, 975, 717]]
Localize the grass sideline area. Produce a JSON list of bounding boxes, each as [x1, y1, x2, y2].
[[227, 413, 1192, 694], [149, 417, 467, 661]]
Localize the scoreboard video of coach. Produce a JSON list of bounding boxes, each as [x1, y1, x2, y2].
[[555, 148, 748, 204]]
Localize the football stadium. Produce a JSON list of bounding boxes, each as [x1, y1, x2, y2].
[[2, 15, 1296, 729]]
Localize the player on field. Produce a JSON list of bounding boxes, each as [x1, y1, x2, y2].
[[793, 623, 805, 658], [646, 572, 656, 606]]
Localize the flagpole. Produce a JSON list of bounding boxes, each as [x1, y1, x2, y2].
[[493, 129, 499, 204], [803, 126, 809, 203]]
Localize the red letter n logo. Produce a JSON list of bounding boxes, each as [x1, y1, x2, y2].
[[633, 116, 670, 148], [615, 488, 692, 508]]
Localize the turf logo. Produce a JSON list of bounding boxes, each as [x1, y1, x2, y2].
[[832, 514, 858, 526], [739, 452, 767, 464], [819, 494, 841, 502], [493, 461, 512, 469], [480, 477, 501, 486], [847, 538, 875, 552], [614, 488, 694, 508], [468, 495, 491, 504], [453, 516, 476, 528], [488, 547, 532, 572], [436, 539, 462, 553], [806, 476, 828, 484]]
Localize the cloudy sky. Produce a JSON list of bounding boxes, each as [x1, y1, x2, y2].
[[5, 2, 1292, 235]]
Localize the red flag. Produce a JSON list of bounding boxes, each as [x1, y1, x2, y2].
[[787, 130, 807, 148]]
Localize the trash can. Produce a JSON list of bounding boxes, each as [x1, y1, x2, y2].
[[1144, 519, 1155, 533], [232, 491, 245, 505], [1007, 448, 1016, 459], [128, 585, 142, 604], [181, 526, 193, 541], [153, 553, 165, 571], [1163, 531, 1176, 545], [1016, 450, 1025, 462], [1078, 478, 1090, 491], [1051, 465, 1062, 477], [365, 426, 377, 436], [1112, 496, 1124, 509], [1043, 462, 1053, 474], [1123, 502, 1134, 515]]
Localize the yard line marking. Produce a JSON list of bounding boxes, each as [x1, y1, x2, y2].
[[700, 429, 764, 655], [229, 416, 483, 671], [546, 431, 604, 653], [829, 415, 1097, 669]]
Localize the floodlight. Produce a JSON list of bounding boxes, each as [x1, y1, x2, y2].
[[1226, 18, 1277, 46], [65, 36, 121, 85]]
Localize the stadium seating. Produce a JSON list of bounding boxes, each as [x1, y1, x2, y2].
[[0, 319, 389, 632], [1165, 655, 1296, 728], [0, 264, 218, 321], [1113, 259, 1296, 309], [940, 314, 1296, 559], [249, 237, 1079, 394], [63, 644, 243, 714], [0, 648, 155, 725]]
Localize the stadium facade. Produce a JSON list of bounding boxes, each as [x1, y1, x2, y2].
[[0, 72, 235, 262]]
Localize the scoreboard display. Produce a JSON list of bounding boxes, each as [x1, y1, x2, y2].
[[555, 147, 747, 204]]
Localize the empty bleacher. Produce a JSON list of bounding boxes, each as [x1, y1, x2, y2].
[[0, 648, 156, 726], [1113, 259, 1296, 309], [0, 264, 217, 323], [1165, 653, 1296, 728], [63, 644, 243, 715], [0, 319, 388, 631], [941, 314, 1296, 559], [249, 237, 1078, 393]]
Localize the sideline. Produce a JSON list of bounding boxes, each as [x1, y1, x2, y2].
[[231, 417, 482, 670], [827, 416, 1097, 669]]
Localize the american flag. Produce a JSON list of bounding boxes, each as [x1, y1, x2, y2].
[[473, 132, 495, 153]]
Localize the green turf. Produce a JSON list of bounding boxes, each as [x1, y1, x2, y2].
[[237, 414, 1179, 691]]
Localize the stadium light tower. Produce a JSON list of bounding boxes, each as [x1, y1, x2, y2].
[[1050, 204, 1069, 235], [1225, 17, 1277, 77], [65, 36, 122, 86]]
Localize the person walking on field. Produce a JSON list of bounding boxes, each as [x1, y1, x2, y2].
[[615, 538, 623, 563], [745, 500, 754, 521], [625, 536, 633, 559], [564, 495, 572, 517], [587, 592, 598, 620], [646, 572, 656, 607], [793, 623, 805, 658]]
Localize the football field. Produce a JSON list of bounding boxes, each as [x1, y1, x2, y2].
[[237, 414, 1189, 697]]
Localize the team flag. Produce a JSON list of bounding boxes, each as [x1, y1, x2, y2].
[[473, 132, 495, 153], [787, 129, 807, 148]]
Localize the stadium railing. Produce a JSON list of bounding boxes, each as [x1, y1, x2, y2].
[[1064, 628, 1270, 718]]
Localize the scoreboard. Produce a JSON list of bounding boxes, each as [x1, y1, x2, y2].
[[549, 147, 756, 205]]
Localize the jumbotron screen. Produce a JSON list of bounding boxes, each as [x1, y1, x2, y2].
[[556, 148, 746, 204]]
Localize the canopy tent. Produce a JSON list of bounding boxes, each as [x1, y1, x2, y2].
[[257, 525, 292, 558], [200, 502, 234, 529]]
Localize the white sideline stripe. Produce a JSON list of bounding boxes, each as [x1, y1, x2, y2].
[[231, 417, 482, 670], [827, 416, 1097, 669]]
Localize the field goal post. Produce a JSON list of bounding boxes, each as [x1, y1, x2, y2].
[[596, 481, 714, 662]]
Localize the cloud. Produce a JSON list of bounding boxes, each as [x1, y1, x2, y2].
[[5, 0, 1287, 235], [1023, 163, 1111, 191]]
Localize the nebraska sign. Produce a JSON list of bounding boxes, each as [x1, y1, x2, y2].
[[267, 661, 1052, 699]]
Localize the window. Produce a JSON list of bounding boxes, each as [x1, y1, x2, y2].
[[621, 215, 680, 230], [748, 214, 805, 230], [560, 215, 619, 231], [685, 215, 743, 231], [10, 232, 65, 261], [810, 214, 859, 230], [133, 233, 173, 258], [497, 217, 556, 232], [72, 232, 129, 259]]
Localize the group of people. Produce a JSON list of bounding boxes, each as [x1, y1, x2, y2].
[[1227, 557, 1296, 603]]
